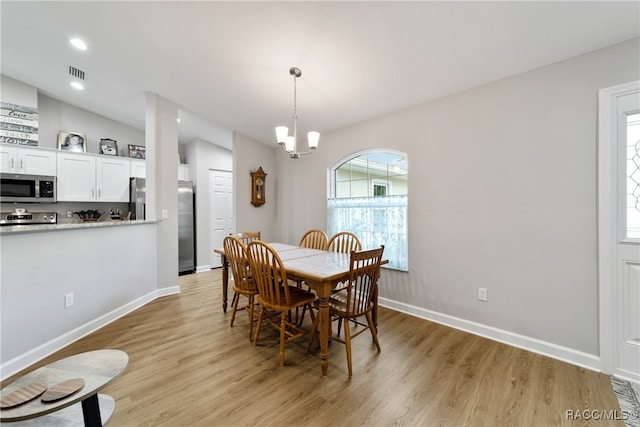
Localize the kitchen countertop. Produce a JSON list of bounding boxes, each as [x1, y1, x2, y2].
[[0, 219, 158, 234]]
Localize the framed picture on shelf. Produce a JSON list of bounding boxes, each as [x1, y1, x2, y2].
[[57, 131, 86, 153], [128, 144, 146, 159], [100, 138, 118, 156]]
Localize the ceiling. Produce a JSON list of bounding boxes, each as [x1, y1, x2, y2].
[[1, 1, 638, 151]]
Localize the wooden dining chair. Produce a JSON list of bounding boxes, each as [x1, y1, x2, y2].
[[306, 245, 385, 377], [231, 231, 261, 245], [246, 240, 316, 366], [224, 235, 259, 341], [327, 231, 363, 333], [228, 231, 260, 308], [296, 229, 330, 302], [298, 228, 329, 250], [328, 231, 362, 253]]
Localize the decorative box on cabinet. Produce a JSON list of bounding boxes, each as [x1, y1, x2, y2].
[[57, 152, 130, 202], [0, 145, 57, 175]]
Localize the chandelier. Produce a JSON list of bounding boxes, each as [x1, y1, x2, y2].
[[275, 67, 319, 159]]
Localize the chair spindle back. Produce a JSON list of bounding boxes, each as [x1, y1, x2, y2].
[[223, 236, 252, 293], [247, 241, 291, 309], [299, 229, 329, 250], [328, 231, 362, 253], [345, 245, 385, 316]]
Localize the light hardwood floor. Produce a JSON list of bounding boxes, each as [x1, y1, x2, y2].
[[3, 269, 623, 426]]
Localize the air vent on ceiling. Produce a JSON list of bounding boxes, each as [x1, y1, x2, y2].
[[68, 66, 85, 80]]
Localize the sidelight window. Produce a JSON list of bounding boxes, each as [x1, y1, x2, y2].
[[627, 112, 640, 239]]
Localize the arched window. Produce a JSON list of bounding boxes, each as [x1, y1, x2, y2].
[[328, 150, 408, 270]]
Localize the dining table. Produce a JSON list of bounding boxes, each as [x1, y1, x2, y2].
[[214, 242, 384, 377]]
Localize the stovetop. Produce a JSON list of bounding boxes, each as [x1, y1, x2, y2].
[[0, 210, 57, 226]]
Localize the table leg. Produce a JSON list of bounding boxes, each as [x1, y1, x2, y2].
[[81, 394, 103, 427], [372, 284, 379, 330], [221, 253, 229, 313], [317, 296, 330, 377]]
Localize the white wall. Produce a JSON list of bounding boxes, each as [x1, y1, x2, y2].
[[184, 137, 233, 269], [1, 75, 37, 108], [38, 94, 145, 155], [233, 132, 277, 242], [0, 223, 163, 377], [275, 38, 640, 364]]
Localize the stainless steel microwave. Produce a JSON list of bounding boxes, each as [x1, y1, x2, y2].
[[0, 173, 56, 203]]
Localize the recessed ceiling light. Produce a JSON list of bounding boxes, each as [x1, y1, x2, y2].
[[177, 118, 181, 123], [70, 38, 87, 51], [70, 81, 84, 90]]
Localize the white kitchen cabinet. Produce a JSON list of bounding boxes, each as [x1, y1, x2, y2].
[[0, 145, 57, 175], [57, 152, 130, 202], [178, 164, 189, 181], [130, 159, 145, 178], [97, 157, 130, 201]]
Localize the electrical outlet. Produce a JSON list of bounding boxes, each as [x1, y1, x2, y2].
[[66, 210, 73, 218], [65, 293, 74, 308], [477, 287, 488, 302], [162, 209, 169, 219]]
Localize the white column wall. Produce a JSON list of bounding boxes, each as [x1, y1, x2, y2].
[[145, 93, 179, 289]]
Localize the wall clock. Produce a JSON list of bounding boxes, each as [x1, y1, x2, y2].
[[250, 166, 267, 207]]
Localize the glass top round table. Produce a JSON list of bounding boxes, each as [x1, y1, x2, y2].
[[0, 349, 128, 426]]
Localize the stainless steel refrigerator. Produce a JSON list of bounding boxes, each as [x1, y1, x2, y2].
[[129, 178, 195, 274]]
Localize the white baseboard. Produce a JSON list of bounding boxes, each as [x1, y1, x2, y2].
[[379, 297, 601, 373], [196, 265, 212, 273], [157, 285, 181, 297], [1, 286, 180, 381]]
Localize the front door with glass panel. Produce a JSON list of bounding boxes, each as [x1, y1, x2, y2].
[[599, 81, 640, 382]]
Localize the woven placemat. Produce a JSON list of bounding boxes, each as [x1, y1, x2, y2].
[[41, 378, 85, 403]]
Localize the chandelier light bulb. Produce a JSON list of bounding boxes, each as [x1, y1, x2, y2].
[[307, 131, 320, 149], [285, 136, 295, 153], [276, 126, 289, 144]]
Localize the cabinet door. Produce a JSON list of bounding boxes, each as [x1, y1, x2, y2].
[[18, 148, 56, 175], [0, 145, 17, 173], [130, 159, 145, 178], [97, 157, 130, 202], [178, 164, 189, 181], [57, 153, 96, 201]]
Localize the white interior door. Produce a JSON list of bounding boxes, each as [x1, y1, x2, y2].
[[599, 81, 640, 383], [209, 169, 233, 268]]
